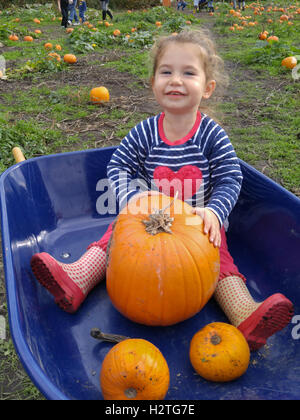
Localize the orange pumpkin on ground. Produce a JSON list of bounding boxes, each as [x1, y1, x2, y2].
[[189, 322, 250, 382], [48, 52, 61, 62], [100, 339, 170, 400], [106, 194, 220, 326], [90, 86, 110, 103], [267, 35, 279, 42], [63, 54, 77, 64], [258, 32, 267, 40], [24, 36, 34, 42], [281, 56, 297, 69], [113, 29, 121, 36], [9, 34, 19, 41], [44, 42, 53, 50], [280, 14, 289, 21]]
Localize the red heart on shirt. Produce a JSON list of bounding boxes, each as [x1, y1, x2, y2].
[[153, 165, 203, 200]]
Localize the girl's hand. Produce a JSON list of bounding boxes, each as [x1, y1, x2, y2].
[[191, 207, 221, 248]]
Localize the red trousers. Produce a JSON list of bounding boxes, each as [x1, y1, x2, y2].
[[95, 222, 245, 283]]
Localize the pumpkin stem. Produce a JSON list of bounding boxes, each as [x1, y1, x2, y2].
[[210, 334, 222, 345], [90, 328, 129, 343], [142, 191, 178, 235]]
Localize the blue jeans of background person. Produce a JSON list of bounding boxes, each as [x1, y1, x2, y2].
[[79, 1, 87, 23], [69, 0, 79, 23], [233, 0, 245, 9], [177, 1, 187, 11]]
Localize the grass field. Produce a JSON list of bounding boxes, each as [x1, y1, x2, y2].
[[0, 0, 299, 399]]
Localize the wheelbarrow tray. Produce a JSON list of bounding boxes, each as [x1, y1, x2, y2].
[[1, 147, 299, 400]]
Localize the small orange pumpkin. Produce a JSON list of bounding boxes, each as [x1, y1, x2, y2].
[[48, 52, 61, 62], [113, 29, 121, 36], [24, 36, 34, 42], [9, 34, 19, 41], [90, 86, 110, 103], [189, 322, 250, 382], [279, 14, 289, 21], [258, 32, 267, 40], [63, 54, 77, 64], [281, 56, 297, 69], [100, 339, 170, 400], [44, 42, 53, 50], [267, 35, 279, 42], [106, 194, 220, 326]]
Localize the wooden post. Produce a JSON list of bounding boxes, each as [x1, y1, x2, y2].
[[162, 0, 171, 7]]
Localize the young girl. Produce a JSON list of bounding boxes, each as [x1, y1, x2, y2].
[[30, 30, 293, 351]]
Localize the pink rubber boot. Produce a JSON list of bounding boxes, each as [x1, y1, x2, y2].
[[31, 245, 106, 313], [214, 276, 294, 351], [31, 223, 114, 313]]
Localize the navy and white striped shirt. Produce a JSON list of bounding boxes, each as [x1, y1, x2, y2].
[[107, 112, 243, 226]]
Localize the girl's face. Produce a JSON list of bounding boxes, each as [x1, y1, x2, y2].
[[152, 42, 216, 115]]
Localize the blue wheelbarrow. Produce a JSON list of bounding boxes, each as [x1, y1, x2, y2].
[[0, 147, 299, 400]]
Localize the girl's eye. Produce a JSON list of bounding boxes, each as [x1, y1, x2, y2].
[[161, 70, 171, 75], [185, 71, 195, 76]]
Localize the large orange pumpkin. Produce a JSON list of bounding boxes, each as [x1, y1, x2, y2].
[[106, 193, 220, 326], [189, 322, 250, 382], [100, 338, 170, 400]]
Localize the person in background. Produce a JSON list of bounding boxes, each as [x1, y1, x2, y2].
[[177, 1, 187, 11], [68, 0, 80, 25], [57, 0, 69, 29], [193, 0, 199, 13], [207, 0, 214, 13], [78, 0, 87, 24], [233, 0, 245, 11], [99, 0, 113, 21]]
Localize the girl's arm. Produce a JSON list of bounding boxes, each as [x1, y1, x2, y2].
[[193, 122, 243, 246], [57, 0, 61, 12], [205, 124, 242, 226]]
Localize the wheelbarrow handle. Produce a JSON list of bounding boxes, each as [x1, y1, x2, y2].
[[12, 147, 26, 163]]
